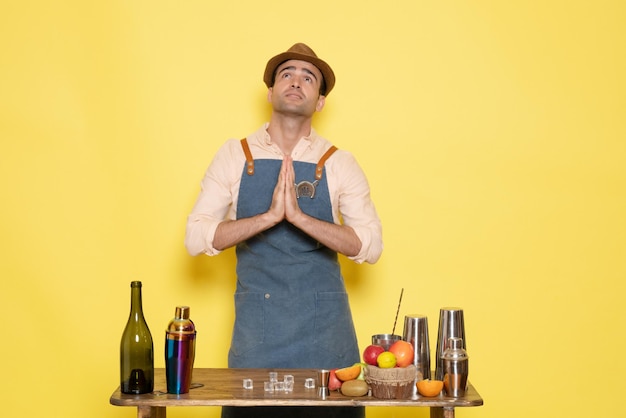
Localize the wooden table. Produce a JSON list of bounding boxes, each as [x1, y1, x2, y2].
[[110, 368, 483, 418]]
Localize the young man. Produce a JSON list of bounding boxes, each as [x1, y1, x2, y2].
[[185, 43, 383, 418]]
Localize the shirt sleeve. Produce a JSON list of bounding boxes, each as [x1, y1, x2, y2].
[[184, 139, 244, 256], [326, 150, 383, 264]]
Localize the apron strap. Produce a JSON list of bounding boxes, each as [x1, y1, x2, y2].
[[241, 138, 255, 175], [241, 138, 338, 181], [315, 145, 338, 180]]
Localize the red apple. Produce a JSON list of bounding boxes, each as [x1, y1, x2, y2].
[[328, 369, 342, 391], [362, 344, 385, 366], [388, 340, 414, 367]]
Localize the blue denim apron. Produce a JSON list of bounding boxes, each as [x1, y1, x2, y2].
[[222, 145, 364, 418]]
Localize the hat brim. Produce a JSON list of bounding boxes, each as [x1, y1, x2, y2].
[[263, 52, 335, 96]]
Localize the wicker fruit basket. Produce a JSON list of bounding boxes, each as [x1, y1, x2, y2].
[[364, 364, 417, 399]]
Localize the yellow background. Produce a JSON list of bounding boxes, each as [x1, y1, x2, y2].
[[1, 1, 624, 417]]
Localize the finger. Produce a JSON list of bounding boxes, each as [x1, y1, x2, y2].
[[283, 156, 295, 186], [267, 160, 287, 220]]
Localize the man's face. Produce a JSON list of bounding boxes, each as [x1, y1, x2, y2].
[[268, 59, 326, 117]]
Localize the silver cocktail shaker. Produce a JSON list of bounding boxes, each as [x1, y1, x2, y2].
[[434, 307, 466, 381], [442, 337, 468, 397], [402, 314, 431, 398]]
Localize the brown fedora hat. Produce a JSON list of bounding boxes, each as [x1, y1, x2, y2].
[[263, 43, 335, 96]]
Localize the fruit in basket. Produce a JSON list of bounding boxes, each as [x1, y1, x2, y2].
[[388, 340, 414, 367], [416, 379, 444, 397], [356, 362, 366, 380], [328, 369, 342, 391], [376, 351, 397, 368], [335, 363, 362, 381], [363, 344, 385, 366], [340, 379, 369, 397]]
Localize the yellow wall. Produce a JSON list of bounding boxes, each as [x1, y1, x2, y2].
[[1, 1, 624, 417]]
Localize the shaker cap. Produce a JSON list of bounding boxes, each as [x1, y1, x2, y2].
[[442, 337, 468, 359], [166, 306, 196, 334], [176, 306, 190, 320]]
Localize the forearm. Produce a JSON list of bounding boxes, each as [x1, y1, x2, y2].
[[213, 212, 280, 251], [290, 212, 362, 257]]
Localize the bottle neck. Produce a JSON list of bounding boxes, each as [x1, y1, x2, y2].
[[130, 282, 144, 317]]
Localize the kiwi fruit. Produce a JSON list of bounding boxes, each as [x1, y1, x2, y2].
[[340, 379, 369, 397]]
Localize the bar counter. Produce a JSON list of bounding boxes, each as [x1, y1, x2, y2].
[[110, 368, 483, 418]]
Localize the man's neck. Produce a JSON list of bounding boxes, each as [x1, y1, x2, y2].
[[267, 113, 313, 155]]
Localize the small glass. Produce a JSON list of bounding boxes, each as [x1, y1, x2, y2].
[[269, 372, 278, 382], [304, 378, 315, 389], [264, 381, 274, 392], [242, 378, 253, 389], [372, 333, 402, 351]]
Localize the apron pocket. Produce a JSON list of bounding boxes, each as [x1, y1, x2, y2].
[[230, 292, 265, 357], [314, 292, 359, 363]]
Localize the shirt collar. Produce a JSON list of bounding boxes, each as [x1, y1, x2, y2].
[[261, 123, 319, 148]]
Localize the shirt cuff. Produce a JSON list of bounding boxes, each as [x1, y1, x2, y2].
[[185, 217, 222, 256], [348, 225, 383, 264]]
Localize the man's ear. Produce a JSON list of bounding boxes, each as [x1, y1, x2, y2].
[[316, 95, 326, 112], [267, 87, 273, 102]]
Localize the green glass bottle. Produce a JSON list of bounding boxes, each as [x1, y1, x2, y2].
[[120, 281, 154, 394]]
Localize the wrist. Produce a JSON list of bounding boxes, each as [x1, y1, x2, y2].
[[259, 211, 282, 228], [287, 210, 310, 229]]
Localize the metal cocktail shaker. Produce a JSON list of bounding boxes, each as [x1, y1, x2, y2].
[[402, 314, 431, 398], [165, 306, 196, 394], [434, 307, 466, 381], [442, 337, 468, 397]]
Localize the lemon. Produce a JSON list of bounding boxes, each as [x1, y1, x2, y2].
[[376, 351, 397, 368]]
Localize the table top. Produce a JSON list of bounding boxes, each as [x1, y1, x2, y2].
[[110, 368, 483, 408]]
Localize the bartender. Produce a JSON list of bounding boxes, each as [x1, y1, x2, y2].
[[185, 42, 383, 418]]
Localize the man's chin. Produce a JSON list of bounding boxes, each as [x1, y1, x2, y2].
[[275, 104, 313, 118]]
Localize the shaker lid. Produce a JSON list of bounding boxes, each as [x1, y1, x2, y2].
[[176, 306, 190, 320], [166, 306, 195, 334], [442, 337, 468, 359]]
